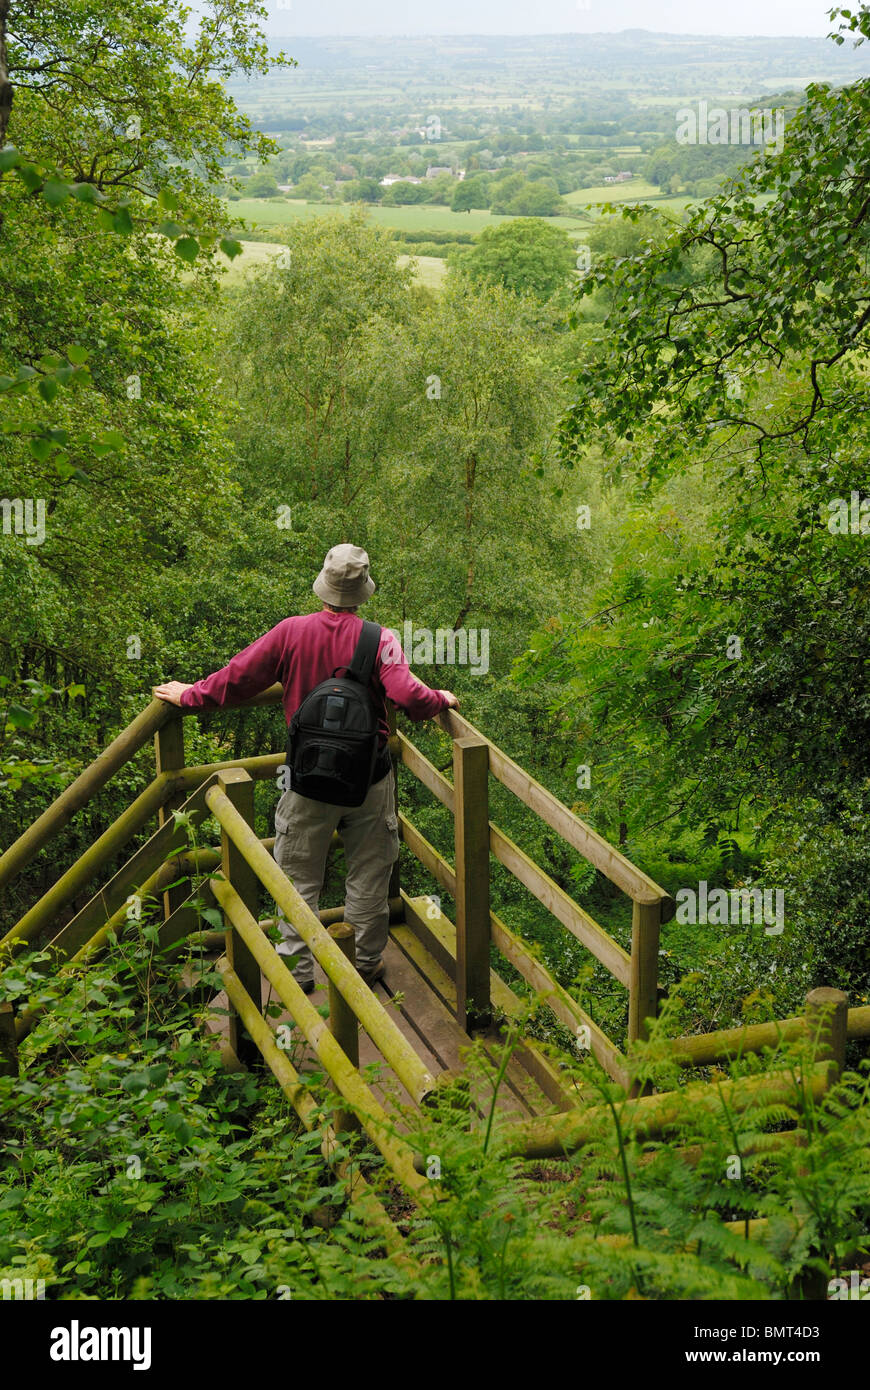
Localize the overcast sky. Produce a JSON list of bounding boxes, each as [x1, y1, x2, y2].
[[259, 1, 841, 38]]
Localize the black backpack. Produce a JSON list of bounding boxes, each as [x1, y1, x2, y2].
[[286, 621, 387, 807]]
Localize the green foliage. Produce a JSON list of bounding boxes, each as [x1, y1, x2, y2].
[[0, 933, 410, 1299], [246, 171, 281, 198], [4, 950, 865, 1300], [451, 175, 493, 213], [456, 217, 577, 302], [5, 0, 870, 1305], [517, 14, 870, 1014], [0, 677, 82, 793]]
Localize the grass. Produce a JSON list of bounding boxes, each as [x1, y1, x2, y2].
[[224, 184, 701, 242], [221, 238, 447, 290], [224, 197, 596, 236], [396, 253, 448, 289], [564, 179, 666, 205]]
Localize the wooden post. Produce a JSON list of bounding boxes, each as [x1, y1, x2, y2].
[[219, 770, 262, 1067], [628, 898, 661, 1044], [0, 1003, 18, 1077], [154, 712, 188, 920], [327, 922, 360, 1133], [805, 986, 848, 1081], [453, 736, 491, 1033]]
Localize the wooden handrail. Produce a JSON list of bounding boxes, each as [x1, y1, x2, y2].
[[212, 880, 430, 1199], [1, 774, 174, 948], [0, 689, 285, 893], [205, 777, 437, 1106], [2, 688, 665, 925], [218, 954, 413, 1258], [496, 1063, 833, 1160], [397, 810, 630, 1081], [12, 846, 218, 1043], [397, 732, 455, 812], [398, 813, 457, 896], [0, 699, 173, 891], [668, 1003, 870, 1067], [399, 728, 637, 986], [435, 708, 672, 913], [3, 689, 667, 1082], [488, 822, 631, 986], [487, 908, 629, 1087]]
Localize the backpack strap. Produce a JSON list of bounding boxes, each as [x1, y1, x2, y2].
[[346, 620, 381, 687]]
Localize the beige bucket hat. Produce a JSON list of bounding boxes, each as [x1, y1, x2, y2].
[[313, 543, 376, 607]]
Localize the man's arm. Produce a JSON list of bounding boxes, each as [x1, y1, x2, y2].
[[153, 622, 288, 710]]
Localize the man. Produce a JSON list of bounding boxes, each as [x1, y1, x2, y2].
[[154, 544, 459, 993]]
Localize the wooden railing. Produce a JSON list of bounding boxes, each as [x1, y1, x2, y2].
[[0, 686, 673, 1089], [0, 691, 866, 1253], [400, 706, 674, 1083]]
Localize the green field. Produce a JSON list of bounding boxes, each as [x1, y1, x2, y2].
[[396, 253, 448, 289], [222, 238, 447, 290], [564, 179, 663, 205], [224, 188, 702, 242], [225, 197, 596, 236]]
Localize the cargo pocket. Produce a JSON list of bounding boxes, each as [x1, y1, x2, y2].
[[274, 788, 298, 838]]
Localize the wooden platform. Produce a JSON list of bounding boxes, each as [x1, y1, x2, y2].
[[205, 896, 573, 1125]]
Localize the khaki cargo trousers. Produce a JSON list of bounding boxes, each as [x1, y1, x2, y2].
[[272, 770, 399, 986]]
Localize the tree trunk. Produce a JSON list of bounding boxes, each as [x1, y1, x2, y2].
[[0, 0, 12, 152], [453, 452, 477, 630]]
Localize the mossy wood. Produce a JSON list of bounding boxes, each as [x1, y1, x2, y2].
[[204, 780, 437, 1106], [453, 737, 491, 1032], [498, 1063, 834, 1160], [5, 685, 863, 1235], [327, 921, 361, 1133], [217, 770, 263, 1066], [219, 956, 414, 1267], [211, 877, 430, 1200]]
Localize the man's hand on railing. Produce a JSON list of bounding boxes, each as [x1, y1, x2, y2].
[[439, 691, 460, 709], [153, 682, 194, 707]]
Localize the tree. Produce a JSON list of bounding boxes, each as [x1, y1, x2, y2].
[[0, 0, 273, 466], [0, 0, 288, 830], [224, 215, 570, 663], [381, 181, 429, 205], [226, 209, 416, 515], [451, 175, 490, 212], [541, 3, 870, 835], [294, 172, 328, 200], [458, 218, 576, 301], [341, 177, 381, 202], [488, 171, 526, 213], [423, 172, 454, 204], [504, 179, 564, 217], [4, 0, 286, 203], [247, 171, 280, 197], [370, 278, 559, 634]]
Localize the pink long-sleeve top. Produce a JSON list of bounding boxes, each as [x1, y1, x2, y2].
[[179, 609, 449, 743]]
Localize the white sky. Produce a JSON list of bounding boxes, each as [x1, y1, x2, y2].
[[258, 1, 843, 37]]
